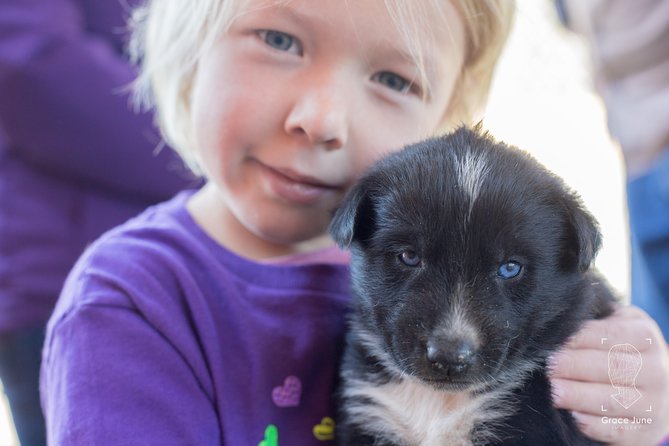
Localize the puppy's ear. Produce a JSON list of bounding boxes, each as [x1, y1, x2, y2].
[[562, 193, 602, 272], [329, 179, 376, 249]]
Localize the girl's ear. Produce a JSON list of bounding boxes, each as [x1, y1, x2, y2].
[[329, 179, 376, 249]]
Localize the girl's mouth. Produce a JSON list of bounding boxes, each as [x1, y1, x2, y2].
[[255, 160, 341, 206]]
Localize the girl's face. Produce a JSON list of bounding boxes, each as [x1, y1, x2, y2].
[[188, 0, 465, 259]]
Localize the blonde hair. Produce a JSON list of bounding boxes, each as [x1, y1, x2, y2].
[[129, 0, 515, 172]]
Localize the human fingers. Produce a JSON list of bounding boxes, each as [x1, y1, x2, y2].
[[552, 379, 661, 445], [549, 306, 669, 445], [563, 307, 662, 354], [551, 376, 656, 419], [548, 348, 608, 382], [568, 411, 638, 446], [549, 347, 666, 392]]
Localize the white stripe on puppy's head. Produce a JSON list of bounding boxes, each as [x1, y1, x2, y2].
[[454, 149, 490, 220]]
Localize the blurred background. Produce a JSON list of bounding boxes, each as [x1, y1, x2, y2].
[[0, 0, 630, 444], [485, 0, 630, 297]]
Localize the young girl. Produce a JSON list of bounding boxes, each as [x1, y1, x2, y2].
[[39, 0, 669, 444]]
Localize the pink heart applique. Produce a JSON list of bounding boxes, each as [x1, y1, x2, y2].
[[272, 375, 302, 407]]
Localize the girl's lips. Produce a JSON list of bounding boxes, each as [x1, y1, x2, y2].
[[272, 166, 337, 189], [256, 161, 341, 206]]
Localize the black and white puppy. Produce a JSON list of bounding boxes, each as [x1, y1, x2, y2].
[[329, 127, 616, 446]]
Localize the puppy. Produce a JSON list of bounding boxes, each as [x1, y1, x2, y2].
[[329, 127, 616, 446]]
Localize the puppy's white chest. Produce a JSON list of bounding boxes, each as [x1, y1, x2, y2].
[[345, 378, 498, 446]]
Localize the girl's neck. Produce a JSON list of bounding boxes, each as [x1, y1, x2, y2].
[[186, 184, 334, 261], [262, 245, 350, 266]]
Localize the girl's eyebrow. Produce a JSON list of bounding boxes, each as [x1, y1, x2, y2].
[[258, 4, 329, 33], [373, 45, 420, 68], [373, 42, 441, 84]]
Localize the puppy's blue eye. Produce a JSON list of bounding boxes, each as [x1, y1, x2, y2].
[[399, 250, 421, 267], [498, 261, 522, 279]]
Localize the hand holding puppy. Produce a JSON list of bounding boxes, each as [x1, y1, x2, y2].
[[550, 305, 669, 445]]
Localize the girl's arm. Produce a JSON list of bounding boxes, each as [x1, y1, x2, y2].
[[42, 300, 221, 445]]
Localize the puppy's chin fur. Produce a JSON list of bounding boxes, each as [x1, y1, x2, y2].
[[331, 126, 615, 445], [343, 325, 540, 446]]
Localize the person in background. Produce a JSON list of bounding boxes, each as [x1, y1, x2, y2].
[[0, 1, 198, 444], [556, 0, 669, 339], [550, 1, 669, 444]]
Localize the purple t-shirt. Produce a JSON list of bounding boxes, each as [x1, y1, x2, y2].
[[41, 191, 351, 445]]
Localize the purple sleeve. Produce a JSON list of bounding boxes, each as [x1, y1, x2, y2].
[[42, 302, 220, 445], [0, 0, 196, 202]]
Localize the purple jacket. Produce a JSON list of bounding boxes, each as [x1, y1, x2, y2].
[[0, 0, 197, 333]]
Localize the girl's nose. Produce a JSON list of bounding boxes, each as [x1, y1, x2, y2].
[[284, 84, 348, 151]]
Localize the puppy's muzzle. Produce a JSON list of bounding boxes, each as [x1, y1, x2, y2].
[[426, 336, 478, 378]]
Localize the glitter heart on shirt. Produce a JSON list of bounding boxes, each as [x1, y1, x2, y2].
[[271, 375, 302, 407]]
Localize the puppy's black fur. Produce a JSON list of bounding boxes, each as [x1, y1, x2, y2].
[[330, 127, 616, 445]]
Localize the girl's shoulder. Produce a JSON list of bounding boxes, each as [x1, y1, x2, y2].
[[49, 190, 207, 318], [78, 190, 202, 276]]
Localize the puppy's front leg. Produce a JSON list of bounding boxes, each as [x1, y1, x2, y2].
[[336, 339, 404, 446]]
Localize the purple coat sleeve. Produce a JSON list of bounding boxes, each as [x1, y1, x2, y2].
[[0, 0, 197, 202]]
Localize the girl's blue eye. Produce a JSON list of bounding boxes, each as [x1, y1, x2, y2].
[[498, 261, 523, 279], [373, 71, 412, 93], [259, 30, 299, 54], [399, 250, 421, 267]]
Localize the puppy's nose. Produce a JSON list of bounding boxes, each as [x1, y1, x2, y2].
[[426, 339, 476, 377]]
